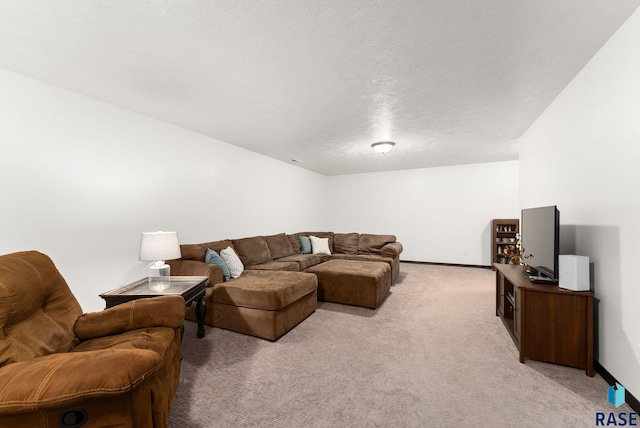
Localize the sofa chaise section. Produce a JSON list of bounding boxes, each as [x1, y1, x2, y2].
[[305, 259, 391, 309], [210, 270, 317, 341]]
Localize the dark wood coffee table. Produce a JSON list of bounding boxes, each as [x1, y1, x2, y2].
[[100, 276, 209, 338]]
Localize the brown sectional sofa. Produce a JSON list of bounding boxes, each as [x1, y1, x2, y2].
[[168, 232, 403, 340]]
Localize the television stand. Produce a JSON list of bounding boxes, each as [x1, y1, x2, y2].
[[495, 264, 594, 376]]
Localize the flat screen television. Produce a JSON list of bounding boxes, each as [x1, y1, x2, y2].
[[520, 205, 560, 281]]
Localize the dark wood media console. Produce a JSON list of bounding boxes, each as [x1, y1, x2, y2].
[[494, 264, 594, 376]]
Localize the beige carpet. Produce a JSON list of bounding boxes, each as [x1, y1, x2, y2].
[[168, 262, 631, 427]]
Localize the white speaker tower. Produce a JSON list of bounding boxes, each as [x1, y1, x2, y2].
[[558, 255, 590, 291]]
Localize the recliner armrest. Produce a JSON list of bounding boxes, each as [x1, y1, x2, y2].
[[75, 295, 185, 340], [381, 242, 403, 259], [0, 348, 162, 414]]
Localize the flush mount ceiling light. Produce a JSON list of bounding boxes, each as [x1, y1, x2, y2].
[[371, 141, 396, 154]]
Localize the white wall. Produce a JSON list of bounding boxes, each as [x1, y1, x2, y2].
[[327, 161, 520, 265], [0, 68, 327, 312], [0, 67, 520, 315], [519, 8, 640, 397]]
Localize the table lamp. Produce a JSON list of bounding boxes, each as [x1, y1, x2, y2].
[[139, 231, 181, 290]]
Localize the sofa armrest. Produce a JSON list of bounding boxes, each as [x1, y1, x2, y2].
[[381, 242, 403, 259], [75, 295, 185, 340], [167, 259, 223, 285], [0, 349, 162, 414]]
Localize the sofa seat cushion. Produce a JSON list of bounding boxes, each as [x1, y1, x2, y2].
[[246, 261, 300, 272], [275, 254, 328, 270], [0, 347, 163, 412], [211, 271, 317, 311]]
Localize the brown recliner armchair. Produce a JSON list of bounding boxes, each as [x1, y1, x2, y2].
[[0, 251, 185, 427]]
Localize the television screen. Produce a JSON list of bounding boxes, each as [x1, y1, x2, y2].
[[520, 206, 560, 280]]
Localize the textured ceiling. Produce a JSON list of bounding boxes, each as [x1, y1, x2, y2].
[[1, 1, 639, 175]]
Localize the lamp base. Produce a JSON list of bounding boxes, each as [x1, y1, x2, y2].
[[149, 277, 171, 291], [149, 262, 170, 277], [149, 262, 170, 291]]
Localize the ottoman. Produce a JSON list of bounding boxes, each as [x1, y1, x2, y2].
[[305, 259, 391, 309], [210, 270, 317, 341]]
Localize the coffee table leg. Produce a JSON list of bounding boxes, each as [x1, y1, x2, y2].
[[195, 295, 206, 338]]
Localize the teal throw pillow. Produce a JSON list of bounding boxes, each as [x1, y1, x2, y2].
[[299, 236, 312, 254], [205, 248, 231, 281]]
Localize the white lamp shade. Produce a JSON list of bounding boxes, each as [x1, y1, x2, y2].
[[139, 231, 181, 262], [371, 141, 396, 154]]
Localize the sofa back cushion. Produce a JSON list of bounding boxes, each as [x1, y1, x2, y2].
[[264, 233, 296, 259], [333, 233, 359, 255], [357, 234, 396, 255], [287, 233, 301, 253], [181, 240, 233, 262], [0, 251, 83, 366], [232, 236, 272, 267]]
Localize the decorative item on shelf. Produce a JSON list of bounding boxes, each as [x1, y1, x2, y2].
[[139, 230, 181, 291], [508, 233, 531, 266], [502, 245, 516, 264]]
